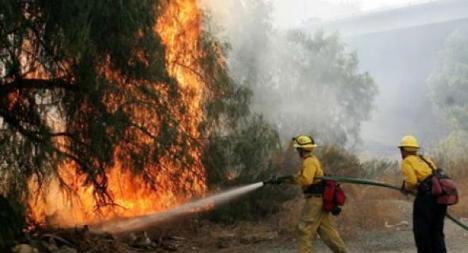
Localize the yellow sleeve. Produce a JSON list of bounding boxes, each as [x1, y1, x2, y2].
[[401, 159, 417, 191], [293, 158, 317, 187]]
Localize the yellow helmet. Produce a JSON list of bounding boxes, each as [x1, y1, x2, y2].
[[399, 135, 420, 150], [293, 135, 317, 151]]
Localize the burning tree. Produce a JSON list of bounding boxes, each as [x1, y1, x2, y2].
[[0, 0, 263, 232], [1, 0, 180, 202], [0, 0, 280, 235]]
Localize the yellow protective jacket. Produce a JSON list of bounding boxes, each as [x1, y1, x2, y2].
[[292, 155, 348, 253], [401, 155, 435, 191], [292, 155, 324, 190]]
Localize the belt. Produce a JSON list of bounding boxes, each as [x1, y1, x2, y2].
[[304, 193, 322, 199], [417, 176, 433, 195], [303, 181, 324, 195]]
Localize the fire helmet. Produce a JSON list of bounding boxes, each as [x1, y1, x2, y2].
[[398, 135, 420, 151], [293, 135, 317, 151]]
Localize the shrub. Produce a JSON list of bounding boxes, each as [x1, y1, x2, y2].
[[316, 145, 362, 177], [203, 116, 296, 223]]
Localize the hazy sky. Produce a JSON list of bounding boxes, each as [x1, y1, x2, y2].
[[270, 0, 434, 29], [326, 0, 431, 10]]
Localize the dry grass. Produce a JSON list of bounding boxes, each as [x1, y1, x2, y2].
[[275, 185, 411, 238], [450, 176, 468, 218], [432, 149, 468, 218], [273, 172, 468, 239]]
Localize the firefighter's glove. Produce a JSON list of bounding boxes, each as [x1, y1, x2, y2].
[[331, 206, 342, 216], [279, 175, 294, 184], [400, 181, 409, 195], [266, 176, 282, 185], [263, 176, 281, 185], [264, 175, 293, 185]]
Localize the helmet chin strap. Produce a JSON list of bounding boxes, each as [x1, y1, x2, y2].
[[400, 147, 418, 159], [297, 148, 312, 158]]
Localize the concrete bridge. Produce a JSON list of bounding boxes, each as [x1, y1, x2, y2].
[[320, 0, 468, 37]]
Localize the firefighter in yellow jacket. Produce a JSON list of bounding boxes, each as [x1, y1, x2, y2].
[[399, 135, 447, 253], [272, 135, 347, 253]]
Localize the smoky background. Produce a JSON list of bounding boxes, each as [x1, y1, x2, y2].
[[202, 0, 468, 159]]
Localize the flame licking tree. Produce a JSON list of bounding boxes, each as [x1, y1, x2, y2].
[[0, 0, 233, 227]]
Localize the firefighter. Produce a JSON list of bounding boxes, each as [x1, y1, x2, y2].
[[399, 135, 447, 253], [272, 135, 347, 253]]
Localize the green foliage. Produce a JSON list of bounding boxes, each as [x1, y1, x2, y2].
[[198, 64, 290, 223], [198, 29, 252, 132], [199, 15, 291, 222], [202, 114, 290, 222], [203, 116, 280, 188], [429, 26, 468, 132]]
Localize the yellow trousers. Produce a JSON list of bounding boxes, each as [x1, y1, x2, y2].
[[297, 196, 347, 253]]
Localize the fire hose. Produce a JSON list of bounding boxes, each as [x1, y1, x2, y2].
[[317, 175, 468, 232]]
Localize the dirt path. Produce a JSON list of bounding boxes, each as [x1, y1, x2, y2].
[[32, 213, 467, 253], [183, 221, 468, 253]]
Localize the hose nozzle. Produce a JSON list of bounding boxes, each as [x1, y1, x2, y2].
[[263, 175, 285, 185], [263, 178, 275, 185]]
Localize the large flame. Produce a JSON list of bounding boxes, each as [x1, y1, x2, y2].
[[28, 0, 207, 227]]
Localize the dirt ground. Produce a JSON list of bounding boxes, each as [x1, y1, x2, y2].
[[173, 219, 468, 253], [167, 196, 468, 253], [29, 208, 468, 253], [28, 190, 468, 253]]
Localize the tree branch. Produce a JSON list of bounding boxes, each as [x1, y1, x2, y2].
[[0, 78, 76, 96]]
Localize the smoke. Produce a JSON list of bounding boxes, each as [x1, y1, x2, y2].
[[202, 0, 376, 148], [268, 0, 360, 29], [201, 0, 468, 157], [92, 182, 264, 233], [325, 1, 468, 156]]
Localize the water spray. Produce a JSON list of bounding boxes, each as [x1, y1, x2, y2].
[[318, 175, 468, 231], [91, 182, 264, 233], [92, 175, 468, 234]]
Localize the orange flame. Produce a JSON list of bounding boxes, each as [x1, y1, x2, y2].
[[28, 0, 208, 227]]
